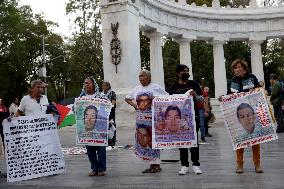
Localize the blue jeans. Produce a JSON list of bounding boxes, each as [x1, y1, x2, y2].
[[273, 105, 284, 130], [198, 109, 205, 138], [86, 146, 106, 172]]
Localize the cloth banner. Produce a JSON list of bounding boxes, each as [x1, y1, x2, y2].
[[74, 97, 112, 146], [3, 114, 65, 182], [134, 92, 159, 163], [152, 94, 197, 149], [220, 90, 278, 150]]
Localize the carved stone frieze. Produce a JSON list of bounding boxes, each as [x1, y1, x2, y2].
[[137, 0, 284, 40]]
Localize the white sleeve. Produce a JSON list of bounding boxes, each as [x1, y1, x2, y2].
[[9, 105, 13, 114], [153, 83, 168, 96], [18, 97, 26, 113], [125, 87, 136, 100]]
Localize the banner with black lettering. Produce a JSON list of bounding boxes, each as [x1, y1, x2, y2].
[[3, 115, 65, 182]]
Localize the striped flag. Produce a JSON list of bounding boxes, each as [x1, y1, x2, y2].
[[56, 104, 76, 129]]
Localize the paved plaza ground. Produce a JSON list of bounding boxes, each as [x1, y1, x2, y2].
[[1, 119, 284, 189]]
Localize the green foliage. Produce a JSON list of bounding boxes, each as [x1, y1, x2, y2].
[[140, 31, 150, 70], [191, 41, 214, 94], [224, 41, 251, 79], [162, 39, 180, 91], [0, 1, 57, 102], [65, 0, 103, 97]]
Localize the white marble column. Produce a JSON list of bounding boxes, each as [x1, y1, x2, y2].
[[212, 40, 227, 97], [250, 40, 264, 83], [147, 32, 165, 88], [177, 39, 194, 80]]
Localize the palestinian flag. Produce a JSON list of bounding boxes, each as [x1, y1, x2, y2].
[[56, 104, 76, 129]]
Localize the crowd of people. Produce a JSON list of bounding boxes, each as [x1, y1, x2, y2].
[[0, 58, 283, 179]]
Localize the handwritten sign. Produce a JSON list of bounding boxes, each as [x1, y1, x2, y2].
[[3, 115, 65, 182]]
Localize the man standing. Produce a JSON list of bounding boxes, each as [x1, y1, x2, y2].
[[169, 64, 203, 175], [270, 74, 284, 133], [16, 80, 49, 116]]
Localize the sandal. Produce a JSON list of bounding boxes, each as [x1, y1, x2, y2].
[[150, 165, 162, 173], [142, 164, 155, 174], [97, 171, 106, 176], [142, 168, 151, 173], [88, 171, 97, 176]]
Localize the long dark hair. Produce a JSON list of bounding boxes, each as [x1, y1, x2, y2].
[[83, 105, 98, 124]]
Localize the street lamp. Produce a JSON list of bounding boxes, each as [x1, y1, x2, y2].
[[38, 36, 48, 95], [39, 36, 66, 95]]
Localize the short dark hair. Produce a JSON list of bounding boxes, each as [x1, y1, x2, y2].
[[176, 64, 189, 73], [102, 81, 111, 90], [270, 74, 278, 80], [236, 103, 254, 119], [165, 105, 181, 119], [231, 59, 249, 73], [83, 105, 98, 124]]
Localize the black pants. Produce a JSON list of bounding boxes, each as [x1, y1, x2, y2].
[[179, 146, 200, 167], [179, 122, 200, 167]]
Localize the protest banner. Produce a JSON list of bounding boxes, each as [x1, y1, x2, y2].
[[74, 97, 112, 146], [152, 94, 197, 149], [220, 90, 278, 150], [134, 92, 160, 162], [135, 110, 160, 162], [3, 114, 65, 182]]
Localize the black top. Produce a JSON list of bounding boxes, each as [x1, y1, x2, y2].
[[169, 80, 202, 96], [169, 80, 202, 113], [227, 73, 259, 94], [168, 80, 202, 129]]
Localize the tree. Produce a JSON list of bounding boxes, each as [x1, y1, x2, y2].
[[65, 0, 103, 97], [0, 0, 66, 103]]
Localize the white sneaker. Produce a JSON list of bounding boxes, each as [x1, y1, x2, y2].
[[192, 166, 202, 174], [178, 166, 189, 175]]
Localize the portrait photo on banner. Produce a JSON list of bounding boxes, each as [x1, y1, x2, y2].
[[220, 90, 278, 150], [74, 97, 112, 146], [152, 94, 197, 149], [134, 91, 160, 163]]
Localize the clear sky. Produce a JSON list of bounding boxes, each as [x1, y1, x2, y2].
[[19, 0, 72, 37]]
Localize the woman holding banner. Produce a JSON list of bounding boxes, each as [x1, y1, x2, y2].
[[125, 70, 168, 173], [225, 59, 263, 174], [80, 77, 108, 177]]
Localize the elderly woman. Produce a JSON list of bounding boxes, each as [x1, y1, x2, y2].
[[125, 70, 168, 173], [80, 77, 108, 176], [226, 59, 263, 174]]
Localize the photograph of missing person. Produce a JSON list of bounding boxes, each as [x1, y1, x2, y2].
[[136, 92, 152, 111], [136, 125, 152, 148], [165, 105, 181, 133], [84, 105, 98, 132], [236, 103, 257, 134]]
